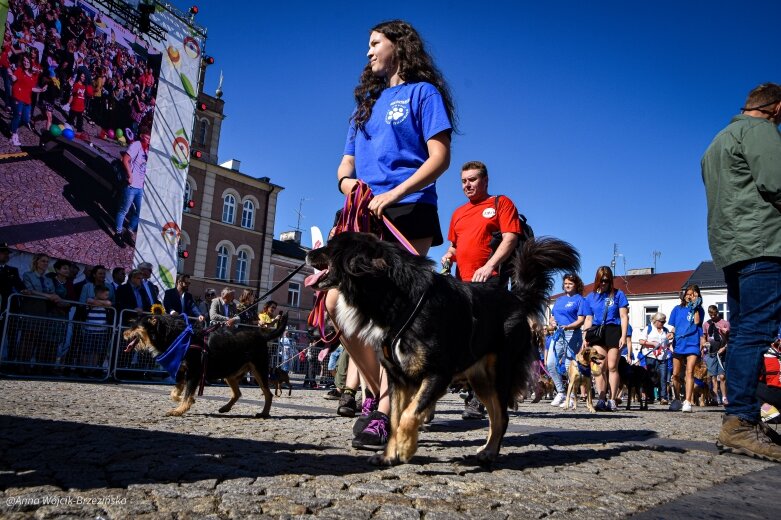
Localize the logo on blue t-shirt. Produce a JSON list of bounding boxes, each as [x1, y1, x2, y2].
[[385, 99, 410, 125]]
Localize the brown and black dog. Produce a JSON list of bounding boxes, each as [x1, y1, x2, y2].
[[307, 232, 579, 465], [124, 314, 287, 417], [692, 360, 716, 406], [269, 367, 293, 396], [563, 346, 604, 413]]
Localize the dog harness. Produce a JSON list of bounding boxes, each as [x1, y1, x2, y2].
[[383, 285, 432, 364], [576, 360, 592, 378]]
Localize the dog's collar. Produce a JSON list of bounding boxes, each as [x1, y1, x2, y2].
[[577, 361, 592, 378], [384, 285, 431, 362]]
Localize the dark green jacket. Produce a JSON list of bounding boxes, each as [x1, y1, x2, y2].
[[701, 115, 781, 269]]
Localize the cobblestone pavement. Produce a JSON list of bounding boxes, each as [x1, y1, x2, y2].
[[0, 378, 777, 519]]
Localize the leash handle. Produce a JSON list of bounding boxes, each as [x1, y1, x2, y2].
[[307, 180, 417, 339]]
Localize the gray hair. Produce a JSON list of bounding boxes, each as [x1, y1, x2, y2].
[[650, 312, 667, 324], [220, 287, 235, 298]]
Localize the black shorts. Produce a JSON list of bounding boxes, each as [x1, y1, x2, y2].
[[591, 324, 623, 349], [383, 203, 443, 247]]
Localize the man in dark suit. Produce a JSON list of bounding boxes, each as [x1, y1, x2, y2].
[[116, 269, 154, 322], [0, 243, 26, 315], [137, 262, 160, 305], [162, 274, 204, 321]]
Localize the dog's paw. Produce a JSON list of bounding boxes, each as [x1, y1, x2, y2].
[[166, 409, 184, 417], [255, 412, 270, 419], [368, 453, 399, 466], [218, 405, 232, 413]]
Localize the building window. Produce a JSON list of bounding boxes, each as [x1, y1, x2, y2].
[[716, 302, 729, 322], [183, 181, 192, 213], [644, 306, 659, 327], [241, 200, 255, 229], [216, 246, 229, 280], [287, 282, 301, 308], [222, 194, 235, 224], [235, 250, 248, 285], [198, 119, 208, 146]]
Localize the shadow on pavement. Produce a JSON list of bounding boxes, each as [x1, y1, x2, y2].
[[0, 415, 376, 490]]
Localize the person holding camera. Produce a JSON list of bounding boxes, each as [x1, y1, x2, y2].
[[703, 305, 730, 406], [667, 284, 705, 413]]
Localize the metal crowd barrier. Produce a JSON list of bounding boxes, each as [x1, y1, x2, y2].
[[0, 293, 116, 381]]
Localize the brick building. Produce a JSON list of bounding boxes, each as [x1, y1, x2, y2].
[[177, 77, 315, 331], [178, 82, 282, 306]]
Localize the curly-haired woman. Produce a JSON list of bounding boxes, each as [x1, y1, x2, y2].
[[327, 20, 456, 452]]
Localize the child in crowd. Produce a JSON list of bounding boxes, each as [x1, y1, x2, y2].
[[80, 285, 112, 370]]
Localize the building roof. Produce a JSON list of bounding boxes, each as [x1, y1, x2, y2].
[[271, 239, 309, 261], [683, 261, 726, 289], [552, 269, 694, 300]]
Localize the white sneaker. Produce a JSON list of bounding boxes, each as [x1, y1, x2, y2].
[[682, 400, 693, 413], [608, 399, 617, 411], [550, 393, 565, 406], [669, 399, 683, 411], [11, 133, 20, 146]]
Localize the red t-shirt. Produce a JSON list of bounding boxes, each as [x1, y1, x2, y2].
[[447, 195, 521, 282], [12, 71, 39, 104], [70, 82, 86, 112]]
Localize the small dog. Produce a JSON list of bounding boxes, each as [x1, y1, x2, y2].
[[563, 347, 605, 413], [124, 313, 287, 417], [534, 370, 556, 403], [618, 357, 654, 410], [269, 367, 292, 397], [307, 232, 579, 465], [692, 360, 714, 406]]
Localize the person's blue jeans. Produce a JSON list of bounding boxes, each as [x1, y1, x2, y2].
[[115, 186, 144, 234], [645, 357, 669, 400], [1, 68, 12, 107], [10, 101, 31, 133], [546, 329, 583, 394], [723, 258, 781, 422]]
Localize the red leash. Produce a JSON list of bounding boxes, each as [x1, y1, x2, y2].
[[307, 181, 418, 341]]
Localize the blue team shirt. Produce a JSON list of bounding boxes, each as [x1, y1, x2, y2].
[[669, 305, 705, 355], [582, 290, 629, 326], [344, 82, 452, 206], [552, 294, 585, 329]]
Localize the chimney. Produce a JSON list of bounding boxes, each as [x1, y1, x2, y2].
[[219, 159, 241, 171], [279, 231, 302, 244]]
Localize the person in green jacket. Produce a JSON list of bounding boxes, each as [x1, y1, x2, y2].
[[702, 82, 781, 462]]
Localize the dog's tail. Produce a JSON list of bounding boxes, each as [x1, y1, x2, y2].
[[507, 237, 579, 405], [510, 237, 580, 320]]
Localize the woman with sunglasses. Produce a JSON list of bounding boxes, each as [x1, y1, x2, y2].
[[582, 266, 629, 411], [667, 284, 705, 412]]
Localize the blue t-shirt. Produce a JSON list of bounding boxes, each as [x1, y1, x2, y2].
[[582, 290, 628, 326], [343, 82, 452, 206], [669, 304, 704, 355], [552, 294, 585, 329]]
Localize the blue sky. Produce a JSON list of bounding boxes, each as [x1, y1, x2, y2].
[[183, 0, 779, 280]]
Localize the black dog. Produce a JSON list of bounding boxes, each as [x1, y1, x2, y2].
[[307, 232, 579, 465], [124, 314, 287, 417], [269, 367, 293, 396], [618, 356, 653, 410]]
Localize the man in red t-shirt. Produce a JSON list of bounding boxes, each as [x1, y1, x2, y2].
[[442, 160, 521, 284], [442, 160, 522, 420]]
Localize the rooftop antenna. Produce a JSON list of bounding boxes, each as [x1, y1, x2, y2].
[[652, 250, 662, 272], [290, 197, 311, 233], [610, 243, 624, 273]]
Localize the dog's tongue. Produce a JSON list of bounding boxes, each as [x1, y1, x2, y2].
[[305, 269, 328, 288], [124, 337, 139, 353]]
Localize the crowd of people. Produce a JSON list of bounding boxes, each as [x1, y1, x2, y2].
[[0, 16, 778, 467], [1, 0, 158, 146]]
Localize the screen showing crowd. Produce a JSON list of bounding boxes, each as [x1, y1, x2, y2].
[[0, 0, 163, 268]]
